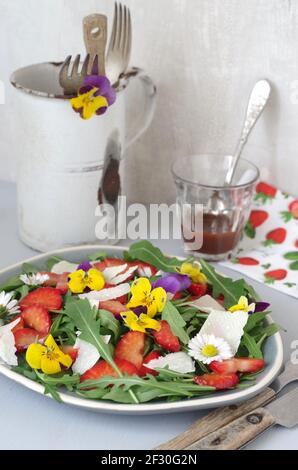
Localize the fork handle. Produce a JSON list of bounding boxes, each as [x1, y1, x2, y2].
[[83, 14, 107, 75]]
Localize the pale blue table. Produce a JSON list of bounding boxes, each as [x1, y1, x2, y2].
[[0, 181, 297, 450]]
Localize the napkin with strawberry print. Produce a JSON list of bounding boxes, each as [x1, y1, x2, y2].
[[221, 182, 298, 299]]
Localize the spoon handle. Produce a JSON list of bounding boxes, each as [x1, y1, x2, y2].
[[225, 80, 271, 186]]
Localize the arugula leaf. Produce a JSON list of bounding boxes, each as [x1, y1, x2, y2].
[[15, 285, 29, 300], [21, 262, 39, 274], [245, 312, 269, 333], [128, 241, 183, 272], [240, 332, 263, 359], [46, 256, 64, 271], [162, 301, 190, 345], [98, 309, 120, 341], [87, 251, 107, 262], [64, 298, 139, 404], [200, 260, 248, 308], [0, 275, 23, 292]]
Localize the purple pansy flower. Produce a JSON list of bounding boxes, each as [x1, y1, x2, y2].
[[253, 302, 270, 313], [77, 261, 93, 272], [152, 273, 191, 295], [80, 75, 116, 115]]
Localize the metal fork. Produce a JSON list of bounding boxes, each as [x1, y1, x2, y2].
[[59, 54, 99, 96], [106, 2, 132, 85]]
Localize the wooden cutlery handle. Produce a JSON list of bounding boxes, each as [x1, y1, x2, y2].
[[155, 387, 275, 450], [83, 14, 107, 75], [186, 407, 276, 450]]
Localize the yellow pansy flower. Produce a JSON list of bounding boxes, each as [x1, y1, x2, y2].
[[121, 310, 161, 333], [229, 296, 255, 314], [180, 261, 208, 284], [71, 87, 108, 120], [68, 268, 105, 294], [26, 335, 73, 375], [126, 278, 167, 318]]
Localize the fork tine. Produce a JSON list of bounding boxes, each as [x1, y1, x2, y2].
[[110, 2, 118, 51], [126, 8, 132, 62], [91, 54, 99, 75], [81, 54, 90, 76], [117, 2, 123, 49], [72, 54, 81, 76], [123, 6, 130, 62], [59, 55, 72, 83]]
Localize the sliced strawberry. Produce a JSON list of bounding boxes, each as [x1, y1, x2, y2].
[[56, 273, 70, 294], [264, 269, 287, 283], [135, 261, 158, 278], [10, 315, 25, 334], [21, 305, 51, 336], [114, 331, 145, 369], [194, 373, 239, 390], [139, 351, 161, 377], [235, 257, 260, 266], [103, 284, 128, 304], [14, 328, 40, 352], [60, 345, 78, 361], [93, 260, 106, 272], [20, 287, 62, 311], [172, 292, 183, 300], [210, 358, 265, 374], [256, 182, 277, 199], [99, 300, 127, 319], [153, 320, 180, 353], [187, 283, 208, 298], [40, 272, 59, 287], [95, 258, 138, 281], [80, 358, 138, 383], [263, 228, 287, 246]]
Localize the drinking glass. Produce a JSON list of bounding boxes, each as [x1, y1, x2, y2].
[[172, 154, 259, 261]]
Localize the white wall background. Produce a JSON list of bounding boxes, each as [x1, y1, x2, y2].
[[0, 0, 298, 203]]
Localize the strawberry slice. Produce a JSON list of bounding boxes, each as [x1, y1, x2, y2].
[[103, 285, 128, 304], [10, 315, 25, 333], [21, 305, 51, 336], [114, 331, 145, 369], [60, 345, 78, 361], [40, 272, 69, 294], [139, 351, 161, 377], [14, 328, 40, 352], [153, 320, 180, 353], [20, 287, 62, 311], [210, 358, 265, 374], [99, 300, 127, 319], [80, 358, 138, 383], [135, 261, 158, 278], [187, 283, 208, 298], [194, 373, 239, 390], [40, 272, 59, 287]]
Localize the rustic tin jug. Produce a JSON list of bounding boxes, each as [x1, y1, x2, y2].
[[10, 63, 156, 252]]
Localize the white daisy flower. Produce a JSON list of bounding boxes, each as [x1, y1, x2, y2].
[[20, 273, 50, 287], [188, 333, 233, 364], [0, 291, 20, 316]]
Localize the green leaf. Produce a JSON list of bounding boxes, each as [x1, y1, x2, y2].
[[21, 262, 39, 274], [127, 241, 183, 272], [64, 298, 139, 404], [46, 256, 64, 271], [162, 301, 190, 345], [200, 260, 247, 308], [87, 251, 107, 262], [0, 275, 23, 292], [15, 285, 30, 300], [284, 251, 298, 261], [240, 332, 263, 359], [98, 309, 120, 340], [244, 221, 255, 239], [290, 261, 298, 271], [245, 312, 269, 333]]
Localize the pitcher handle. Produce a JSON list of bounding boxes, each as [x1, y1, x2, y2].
[[124, 68, 157, 149]]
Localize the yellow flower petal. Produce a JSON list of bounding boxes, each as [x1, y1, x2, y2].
[[180, 262, 207, 284], [70, 95, 85, 111], [121, 311, 145, 332], [68, 270, 87, 294], [44, 334, 59, 351], [40, 355, 62, 375], [151, 287, 167, 312], [131, 278, 151, 297], [26, 343, 46, 370], [86, 268, 105, 291], [139, 314, 161, 332]]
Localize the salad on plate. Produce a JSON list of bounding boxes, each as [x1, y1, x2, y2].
[[0, 241, 280, 405]]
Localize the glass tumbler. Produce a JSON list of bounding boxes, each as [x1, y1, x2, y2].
[[172, 154, 259, 261]]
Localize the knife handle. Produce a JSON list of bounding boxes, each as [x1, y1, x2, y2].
[[155, 387, 275, 450], [186, 407, 276, 450]]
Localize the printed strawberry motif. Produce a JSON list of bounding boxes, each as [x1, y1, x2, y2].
[[210, 358, 265, 374], [281, 200, 298, 222], [194, 373, 239, 390], [114, 331, 145, 369], [255, 182, 277, 203], [244, 210, 269, 238], [295, 240, 298, 249], [263, 228, 287, 246], [153, 320, 180, 353], [264, 269, 287, 283], [234, 257, 260, 266], [139, 351, 161, 377], [20, 287, 63, 311]]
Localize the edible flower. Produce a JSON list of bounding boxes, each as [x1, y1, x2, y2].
[[127, 278, 167, 318], [152, 273, 191, 294], [77, 261, 93, 272], [254, 302, 270, 313], [71, 75, 116, 120], [179, 261, 208, 284], [188, 334, 233, 364], [229, 296, 255, 314], [20, 273, 50, 287], [121, 310, 161, 333], [0, 291, 20, 317], [68, 268, 105, 294], [26, 335, 73, 375]]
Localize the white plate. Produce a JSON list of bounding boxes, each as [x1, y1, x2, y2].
[[0, 245, 283, 415]]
